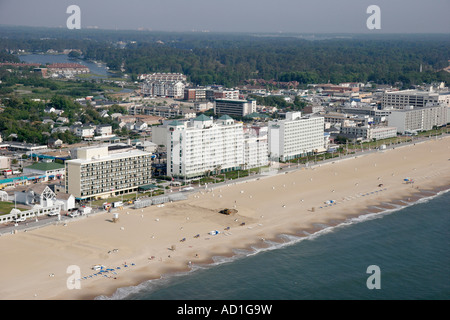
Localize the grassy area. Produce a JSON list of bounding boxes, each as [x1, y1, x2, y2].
[[89, 189, 167, 207], [75, 73, 105, 79], [11, 75, 135, 100], [192, 166, 267, 185], [90, 192, 139, 207], [0, 201, 25, 215], [285, 152, 341, 164]]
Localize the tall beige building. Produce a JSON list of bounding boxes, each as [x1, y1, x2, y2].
[[65, 146, 152, 200]]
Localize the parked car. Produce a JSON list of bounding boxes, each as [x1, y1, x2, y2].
[[14, 217, 26, 223], [113, 201, 123, 208], [68, 211, 80, 218]]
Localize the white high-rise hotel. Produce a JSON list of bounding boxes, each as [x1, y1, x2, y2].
[[165, 114, 268, 178], [268, 112, 325, 161]]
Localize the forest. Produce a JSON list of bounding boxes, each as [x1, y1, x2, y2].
[[86, 36, 450, 88], [0, 95, 125, 145], [1, 26, 449, 89]]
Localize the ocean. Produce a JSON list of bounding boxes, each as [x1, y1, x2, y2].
[[99, 188, 450, 300]]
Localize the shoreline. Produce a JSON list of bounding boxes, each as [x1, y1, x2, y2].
[[0, 137, 449, 300], [98, 184, 450, 301]]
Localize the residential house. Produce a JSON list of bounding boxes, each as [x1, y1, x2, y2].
[[42, 118, 55, 127], [134, 121, 148, 131], [51, 126, 70, 134], [47, 138, 63, 148], [74, 125, 95, 139], [56, 117, 69, 124], [95, 124, 113, 137]]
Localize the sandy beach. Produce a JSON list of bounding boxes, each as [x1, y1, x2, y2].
[[0, 137, 449, 300]]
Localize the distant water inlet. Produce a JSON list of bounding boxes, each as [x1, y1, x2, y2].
[[19, 54, 112, 77]]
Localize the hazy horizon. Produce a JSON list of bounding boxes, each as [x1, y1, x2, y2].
[[0, 0, 449, 34]]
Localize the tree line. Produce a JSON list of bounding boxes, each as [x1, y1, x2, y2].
[[1, 26, 448, 88]]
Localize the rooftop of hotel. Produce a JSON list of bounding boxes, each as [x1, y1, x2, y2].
[[67, 147, 151, 164]]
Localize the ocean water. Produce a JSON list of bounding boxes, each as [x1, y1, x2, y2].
[[100, 189, 450, 300]]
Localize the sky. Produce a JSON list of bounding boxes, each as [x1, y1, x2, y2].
[[0, 0, 449, 34]]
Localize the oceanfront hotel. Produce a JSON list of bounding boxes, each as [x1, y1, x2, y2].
[[155, 112, 325, 179], [65, 145, 152, 200], [165, 114, 246, 179], [268, 112, 325, 162]]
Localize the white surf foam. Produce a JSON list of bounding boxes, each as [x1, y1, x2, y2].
[[97, 187, 450, 300]]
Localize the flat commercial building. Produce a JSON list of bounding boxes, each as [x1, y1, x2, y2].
[[210, 89, 240, 100], [23, 162, 66, 180], [321, 112, 372, 126], [382, 90, 450, 109], [214, 99, 256, 117], [387, 104, 447, 134], [340, 125, 397, 142], [268, 112, 325, 161], [65, 146, 152, 200], [184, 87, 207, 101], [341, 106, 393, 124]]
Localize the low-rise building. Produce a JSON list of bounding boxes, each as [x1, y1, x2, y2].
[[184, 87, 207, 101], [74, 126, 95, 139], [340, 125, 397, 142], [214, 99, 256, 117], [14, 185, 57, 207], [95, 124, 113, 137], [208, 88, 240, 101], [47, 63, 90, 76], [23, 162, 66, 180], [55, 192, 76, 211]]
